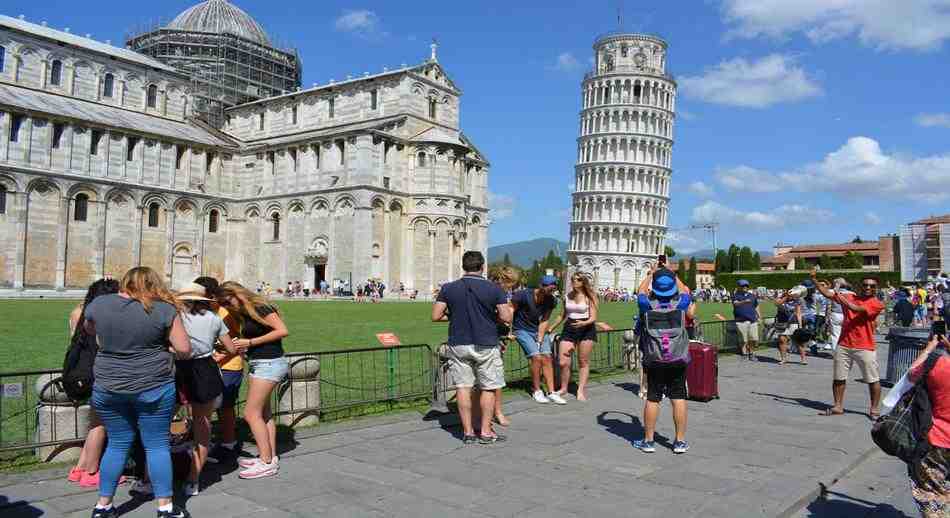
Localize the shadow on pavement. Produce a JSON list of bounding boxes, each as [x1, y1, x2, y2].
[[751, 391, 867, 416], [0, 496, 43, 518], [802, 490, 913, 518], [596, 410, 671, 449]]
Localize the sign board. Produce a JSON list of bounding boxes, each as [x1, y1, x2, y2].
[[2, 383, 23, 398], [375, 333, 402, 348]]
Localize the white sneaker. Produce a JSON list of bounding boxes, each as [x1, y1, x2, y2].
[[532, 390, 550, 404], [238, 458, 278, 480], [548, 392, 567, 405], [238, 457, 260, 468], [182, 481, 199, 496]]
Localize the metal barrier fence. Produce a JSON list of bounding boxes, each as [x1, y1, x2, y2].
[[0, 344, 434, 455], [0, 331, 638, 456]]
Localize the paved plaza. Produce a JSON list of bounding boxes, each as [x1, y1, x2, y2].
[[1, 341, 908, 518]]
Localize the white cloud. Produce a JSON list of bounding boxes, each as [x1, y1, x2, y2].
[[687, 181, 716, 198], [679, 54, 822, 108], [714, 165, 782, 192], [665, 231, 705, 254], [488, 192, 516, 220], [864, 211, 882, 225], [691, 201, 833, 229], [915, 113, 950, 128], [722, 0, 950, 51], [722, 136, 950, 203], [550, 52, 582, 73], [334, 10, 384, 38]]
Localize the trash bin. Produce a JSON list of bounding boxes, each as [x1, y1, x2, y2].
[[885, 327, 931, 384]]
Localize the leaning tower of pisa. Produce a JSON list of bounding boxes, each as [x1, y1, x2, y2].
[[568, 32, 675, 290]]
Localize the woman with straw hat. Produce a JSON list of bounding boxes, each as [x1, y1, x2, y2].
[[175, 283, 239, 496]]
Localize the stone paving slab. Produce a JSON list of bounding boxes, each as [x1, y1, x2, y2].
[[0, 342, 898, 517], [793, 451, 917, 517]]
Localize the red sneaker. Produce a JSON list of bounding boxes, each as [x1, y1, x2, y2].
[[79, 470, 100, 488], [68, 467, 84, 483]]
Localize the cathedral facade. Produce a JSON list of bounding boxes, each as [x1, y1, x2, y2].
[[0, 4, 489, 295]]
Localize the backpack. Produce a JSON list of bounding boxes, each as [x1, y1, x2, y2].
[[871, 351, 942, 463], [641, 296, 690, 368], [61, 330, 97, 401]]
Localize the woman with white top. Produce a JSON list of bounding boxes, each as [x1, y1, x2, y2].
[[550, 273, 599, 401], [175, 283, 238, 496]]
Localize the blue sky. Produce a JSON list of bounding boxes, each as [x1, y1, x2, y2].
[[8, 0, 950, 253]]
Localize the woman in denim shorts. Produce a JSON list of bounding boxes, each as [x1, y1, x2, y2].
[[217, 282, 289, 480]]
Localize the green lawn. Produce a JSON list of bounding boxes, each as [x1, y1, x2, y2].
[[0, 299, 773, 372]]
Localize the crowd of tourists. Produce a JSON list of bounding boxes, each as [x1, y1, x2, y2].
[[65, 267, 290, 518]]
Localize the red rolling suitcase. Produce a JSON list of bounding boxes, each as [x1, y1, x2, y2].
[[686, 341, 718, 402]]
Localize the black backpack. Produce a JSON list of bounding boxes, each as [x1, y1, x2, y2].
[[62, 330, 97, 401], [871, 350, 942, 463]]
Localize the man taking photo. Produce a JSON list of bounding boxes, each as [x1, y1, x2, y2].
[[732, 279, 761, 361], [432, 251, 513, 444], [812, 269, 885, 419]]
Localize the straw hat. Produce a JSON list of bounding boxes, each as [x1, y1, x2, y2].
[[177, 282, 211, 301], [788, 285, 807, 299]]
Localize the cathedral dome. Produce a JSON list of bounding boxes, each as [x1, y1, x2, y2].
[[166, 0, 271, 46]]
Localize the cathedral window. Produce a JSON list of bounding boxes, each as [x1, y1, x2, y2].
[[175, 146, 186, 169], [9, 114, 23, 143], [146, 84, 158, 108], [289, 148, 297, 172], [52, 123, 64, 149], [103, 73, 114, 98], [336, 140, 345, 166], [206, 152, 215, 174], [0, 46, 5, 73], [0, 185, 5, 215], [127, 136, 139, 161], [313, 144, 320, 170], [267, 151, 275, 174], [371, 89, 378, 110], [74, 193, 89, 222], [208, 210, 219, 233], [428, 99, 437, 119], [258, 112, 265, 130], [49, 60, 62, 86], [89, 130, 102, 155], [328, 97, 335, 119], [271, 212, 280, 241], [147, 203, 160, 228], [417, 152, 426, 167], [291, 105, 298, 125]]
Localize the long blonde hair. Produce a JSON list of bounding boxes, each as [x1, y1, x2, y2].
[[568, 272, 598, 308], [490, 266, 521, 292], [120, 266, 181, 313], [218, 281, 277, 328]]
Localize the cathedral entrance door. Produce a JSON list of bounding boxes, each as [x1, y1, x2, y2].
[[171, 244, 198, 291], [314, 264, 326, 292]]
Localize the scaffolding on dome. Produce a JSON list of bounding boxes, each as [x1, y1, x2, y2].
[[125, 21, 302, 128]]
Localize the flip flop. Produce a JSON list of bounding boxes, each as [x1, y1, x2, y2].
[[868, 412, 881, 421], [820, 408, 844, 416]]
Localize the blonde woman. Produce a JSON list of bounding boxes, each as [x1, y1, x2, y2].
[[175, 283, 238, 496], [488, 266, 520, 426], [217, 281, 289, 480], [83, 267, 191, 518], [550, 273, 599, 401]]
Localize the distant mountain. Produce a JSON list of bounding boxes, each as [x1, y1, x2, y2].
[[681, 249, 774, 261], [488, 238, 569, 268]]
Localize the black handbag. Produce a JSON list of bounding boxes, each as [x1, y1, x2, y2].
[[871, 351, 942, 463]]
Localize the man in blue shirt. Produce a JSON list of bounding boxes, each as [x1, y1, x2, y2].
[[633, 266, 692, 455], [732, 280, 761, 361], [432, 251, 513, 444]]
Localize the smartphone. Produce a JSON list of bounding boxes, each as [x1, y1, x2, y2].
[[658, 254, 667, 267], [934, 321, 947, 338]]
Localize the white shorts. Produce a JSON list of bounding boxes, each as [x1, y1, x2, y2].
[[445, 345, 506, 390]]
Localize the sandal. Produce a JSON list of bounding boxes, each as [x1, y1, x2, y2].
[[820, 408, 844, 416], [869, 411, 881, 421]]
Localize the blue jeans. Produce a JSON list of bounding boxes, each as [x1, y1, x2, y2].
[[92, 382, 176, 499]]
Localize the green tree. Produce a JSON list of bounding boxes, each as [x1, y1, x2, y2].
[[714, 250, 729, 273], [739, 246, 754, 271], [726, 244, 740, 273], [664, 245, 676, 258], [841, 251, 864, 269], [502, 253, 512, 266], [851, 235, 863, 243], [819, 254, 835, 270], [752, 252, 762, 270], [687, 256, 698, 290], [677, 258, 688, 285]]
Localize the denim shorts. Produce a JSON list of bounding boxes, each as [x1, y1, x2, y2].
[[248, 357, 289, 383], [514, 329, 553, 358]]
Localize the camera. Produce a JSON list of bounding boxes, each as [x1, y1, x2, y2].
[[933, 321, 947, 338]]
